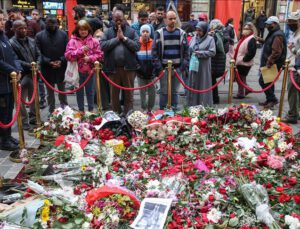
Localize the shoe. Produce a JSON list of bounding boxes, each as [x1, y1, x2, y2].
[[233, 95, 245, 99], [264, 101, 278, 109], [281, 117, 298, 124], [9, 136, 19, 145], [0, 140, 19, 151], [245, 91, 251, 96], [23, 123, 30, 131], [39, 101, 46, 109], [259, 101, 269, 106], [29, 118, 36, 125]]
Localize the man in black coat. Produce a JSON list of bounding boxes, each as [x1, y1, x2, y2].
[[0, 9, 22, 151], [10, 20, 40, 130], [35, 16, 68, 115]]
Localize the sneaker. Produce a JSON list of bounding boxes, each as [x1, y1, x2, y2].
[[264, 101, 278, 109], [39, 100, 46, 109], [281, 117, 298, 124], [0, 140, 19, 151], [23, 123, 30, 131], [259, 101, 269, 106]]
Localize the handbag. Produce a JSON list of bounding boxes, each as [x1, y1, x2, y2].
[[189, 53, 199, 72], [64, 61, 79, 87]]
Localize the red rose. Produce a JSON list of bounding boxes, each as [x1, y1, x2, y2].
[[58, 217, 68, 223], [73, 187, 81, 195], [208, 194, 215, 202], [278, 193, 291, 203], [219, 187, 227, 195], [200, 206, 209, 213], [275, 186, 284, 192], [293, 195, 300, 204], [229, 213, 236, 218], [81, 183, 89, 189], [266, 182, 272, 189], [288, 177, 297, 186]]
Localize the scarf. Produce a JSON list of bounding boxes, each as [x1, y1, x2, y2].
[[233, 32, 253, 61]]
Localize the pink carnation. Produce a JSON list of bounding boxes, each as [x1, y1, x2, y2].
[[267, 155, 284, 170], [195, 160, 210, 173]]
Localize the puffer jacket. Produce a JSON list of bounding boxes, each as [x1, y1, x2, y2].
[[65, 34, 103, 73], [211, 30, 226, 77], [0, 31, 22, 94]]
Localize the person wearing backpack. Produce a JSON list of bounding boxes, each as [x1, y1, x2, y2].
[[136, 24, 155, 112]]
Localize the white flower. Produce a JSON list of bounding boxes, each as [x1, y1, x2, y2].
[[82, 222, 91, 229], [251, 122, 259, 129], [207, 208, 222, 223], [146, 180, 161, 191], [70, 142, 84, 159], [278, 141, 288, 152], [285, 215, 300, 229]]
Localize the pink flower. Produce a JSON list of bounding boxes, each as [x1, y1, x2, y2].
[[267, 155, 284, 170], [195, 160, 210, 173]]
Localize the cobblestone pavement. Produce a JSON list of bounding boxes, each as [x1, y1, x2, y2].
[[0, 48, 298, 179]]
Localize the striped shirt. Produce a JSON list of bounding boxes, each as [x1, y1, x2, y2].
[[162, 28, 181, 66]]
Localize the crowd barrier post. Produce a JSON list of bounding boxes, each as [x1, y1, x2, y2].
[[228, 59, 235, 104], [10, 72, 25, 149], [32, 62, 41, 127], [95, 61, 102, 112], [167, 60, 173, 109], [278, 59, 290, 119]]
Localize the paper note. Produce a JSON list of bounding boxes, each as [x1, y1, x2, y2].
[[260, 64, 278, 84]]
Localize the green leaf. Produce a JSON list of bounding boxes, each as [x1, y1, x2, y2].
[[75, 217, 84, 225], [61, 222, 75, 229], [228, 217, 239, 227]]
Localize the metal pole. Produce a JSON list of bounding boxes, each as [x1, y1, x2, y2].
[[228, 59, 235, 104], [94, 61, 102, 112], [10, 72, 25, 149], [278, 59, 290, 119], [32, 62, 41, 127], [167, 60, 173, 109]]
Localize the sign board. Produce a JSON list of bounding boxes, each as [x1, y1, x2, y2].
[[12, 0, 35, 9]]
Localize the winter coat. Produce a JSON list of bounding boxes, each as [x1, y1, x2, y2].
[[256, 15, 267, 29], [100, 25, 140, 74], [65, 34, 103, 74], [261, 27, 287, 70], [235, 35, 257, 67], [0, 31, 22, 94], [225, 24, 235, 45], [35, 29, 68, 84], [9, 36, 41, 76], [136, 37, 154, 79], [211, 30, 226, 77]]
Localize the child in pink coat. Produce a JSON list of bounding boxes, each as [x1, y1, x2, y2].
[[65, 20, 103, 112]]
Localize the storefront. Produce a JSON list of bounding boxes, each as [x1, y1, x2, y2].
[[12, 0, 36, 15]]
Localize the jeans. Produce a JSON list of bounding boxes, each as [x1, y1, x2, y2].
[[138, 77, 156, 111], [39, 79, 46, 102], [20, 75, 36, 124], [0, 93, 14, 140], [286, 70, 298, 121], [76, 72, 96, 112], [46, 81, 68, 114], [259, 73, 278, 103]]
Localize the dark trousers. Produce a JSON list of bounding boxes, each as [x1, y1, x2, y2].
[[212, 74, 219, 103], [39, 79, 46, 102], [109, 67, 135, 114], [0, 93, 14, 140], [259, 73, 278, 103], [46, 81, 68, 114], [257, 28, 265, 38]]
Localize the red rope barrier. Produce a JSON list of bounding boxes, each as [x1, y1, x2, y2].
[[21, 72, 37, 105], [101, 70, 165, 91], [289, 70, 300, 91], [174, 69, 228, 93], [39, 69, 95, 94], [235, 68, 283, 93], [0, 85, 22, 129]]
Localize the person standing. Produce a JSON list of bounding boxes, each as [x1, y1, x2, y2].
[[225, 18, 237, 59], [152, 10, 189, 110], [233, 22, 257, 99], [31, 9, 45, 30], [187, 21, 216, 106], [244, 7, 255, 23], [281, 12, 300, 124], [257, 16, 287, 109], [188, 13, 198, 29], [101, 10, 140, 115], [65, 20, 103, 112], [149, 12, 156, 24], [10, 20, 40, 130], [136, 24, 156, 112], [0, 9, 22, 151], [131, 10, 155, 39], [35, 16, 68, 116], [152, 6, 165, 31], [255, 10, 267, 39]]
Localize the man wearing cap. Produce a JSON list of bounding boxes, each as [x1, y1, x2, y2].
[[198, 13, 208, 22], [281, 12, 300, 124], [258, 16, 287, 109]]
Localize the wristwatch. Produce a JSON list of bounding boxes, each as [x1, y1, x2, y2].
[[123, 36, 128, 41]]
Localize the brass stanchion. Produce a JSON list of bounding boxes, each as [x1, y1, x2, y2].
[[32, 62, 42, 127], [167, 60, 173, 109], [228, 59, 235, 104], [278, 59, 290, 119], [10, 72, 25, 149], [94, 61, 102, 112]]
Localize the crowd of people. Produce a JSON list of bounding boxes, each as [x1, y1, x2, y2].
[[0, 4, 300, 151]]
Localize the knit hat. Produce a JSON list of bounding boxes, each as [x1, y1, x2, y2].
[[140, 24, 151, 35]]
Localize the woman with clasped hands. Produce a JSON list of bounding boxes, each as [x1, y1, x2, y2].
[[187, 21, 216, 107], [65, 20, 103, 112]]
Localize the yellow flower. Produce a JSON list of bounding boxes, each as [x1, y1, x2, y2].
[[276, 117, 281, 123], [81, 165, 86, 172], [44, 199, 50, 206], [41, 207, 50, 222], [266, 140, 275, 149]]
